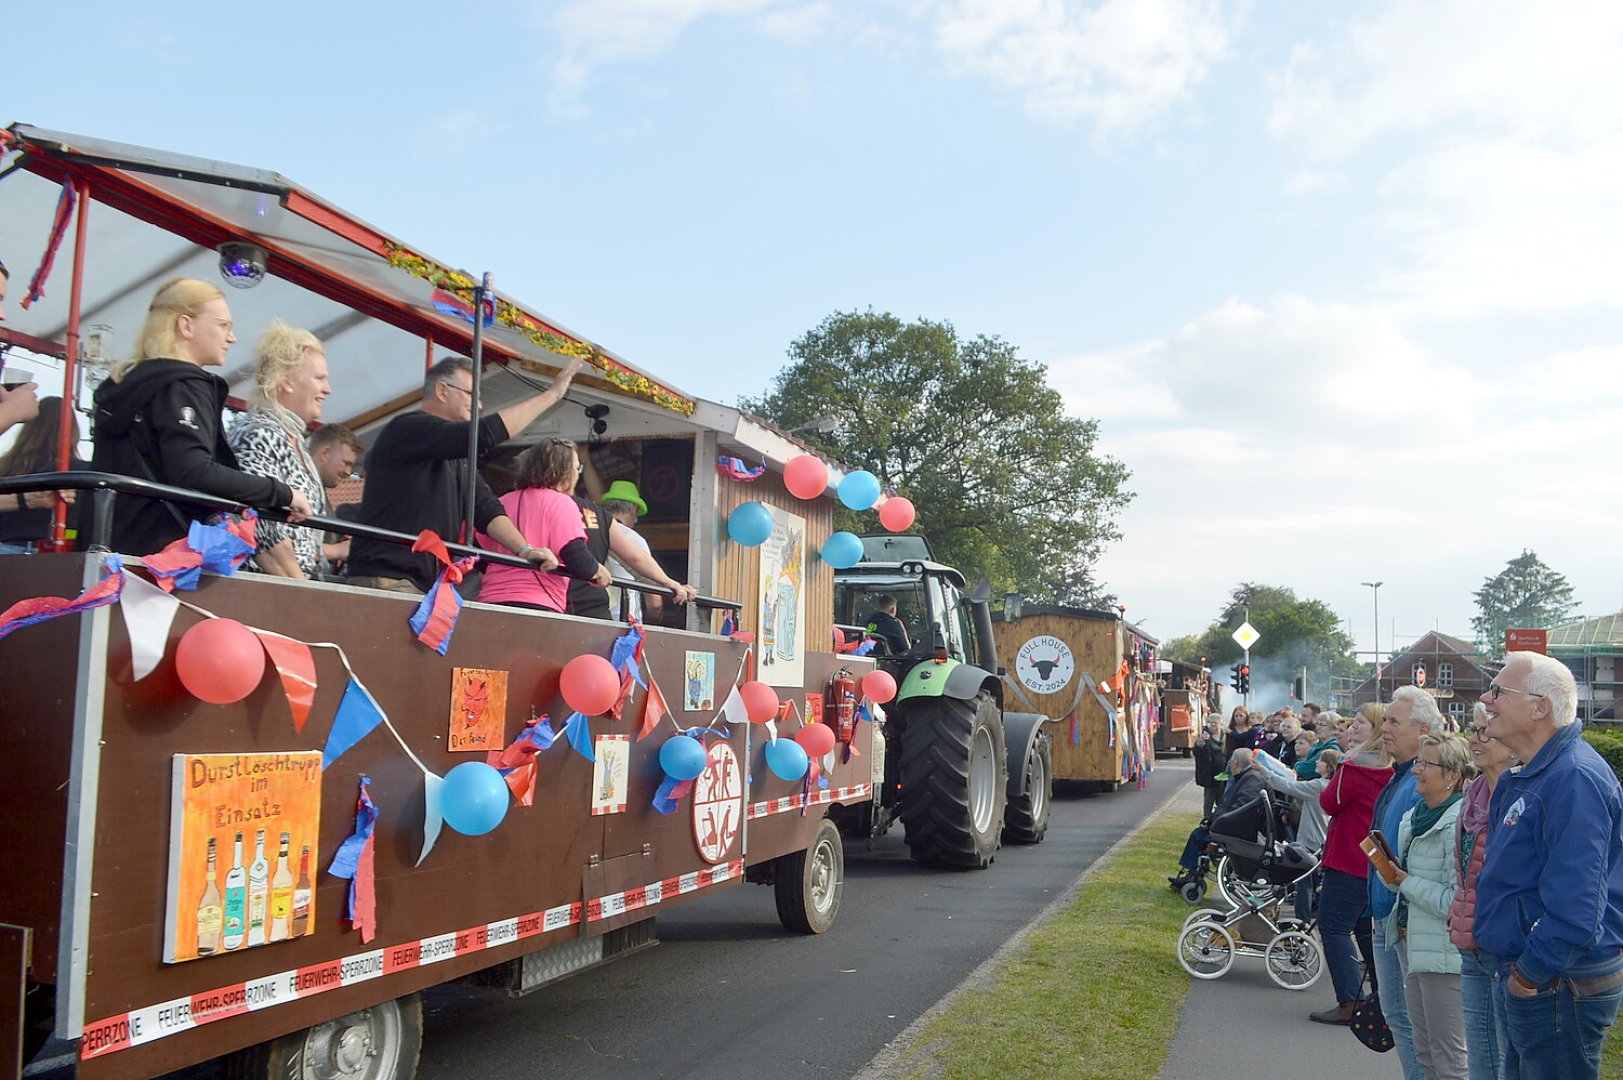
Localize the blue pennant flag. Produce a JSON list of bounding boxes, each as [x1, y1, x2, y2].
[[323, 678, 385, 769], [652, 775, 694, 815], [523, 719, 558, 751], [563, 711, 595, 761], [610, 624, 647, 690]]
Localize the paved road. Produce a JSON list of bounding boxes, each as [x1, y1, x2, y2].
[[27, 760, 1190, 1079]]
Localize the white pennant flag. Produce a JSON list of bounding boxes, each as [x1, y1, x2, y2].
[[119, 572, 181, 680], [722, 683, 749, 728]]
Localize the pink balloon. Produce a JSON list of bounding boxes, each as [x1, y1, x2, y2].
[[878, 496, 916, 532], [783, 454, 829, 500], [176, 618, 266, 704], [861, 669, 898, 704], [795, 722, 836, 758], [739, 681, 780, 724], [560, 654, 620, 715]]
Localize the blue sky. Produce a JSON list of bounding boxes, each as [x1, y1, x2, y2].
[[7, 1, 1622, 669]]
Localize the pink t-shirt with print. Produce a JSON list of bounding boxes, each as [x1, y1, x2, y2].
[[475, 487, 587, 612]]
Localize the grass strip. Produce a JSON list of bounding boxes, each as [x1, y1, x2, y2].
[[882, 806, 1201, 1080]]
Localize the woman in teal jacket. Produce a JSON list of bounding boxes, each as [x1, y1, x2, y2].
[[1383, 733, 1472, 1080]]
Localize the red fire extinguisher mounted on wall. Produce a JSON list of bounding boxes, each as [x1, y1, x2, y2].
[[827, 668, 858, 743]]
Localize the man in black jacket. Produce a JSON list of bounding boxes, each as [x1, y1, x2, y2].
[[346, 356, 579, 592], [1192, 716, 1228, 819], [1172, 748, 1263, 885]]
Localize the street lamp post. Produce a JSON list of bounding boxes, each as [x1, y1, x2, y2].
[[1361, 580, 1383, 701]]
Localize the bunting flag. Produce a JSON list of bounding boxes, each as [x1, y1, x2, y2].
[[719, 611, 734, 637], [429, 286, 495, 327], [608, 620, 648, 718], [652, 775, 696, 815], [327, 777, 378, 944], [721, 684, 750, 729], [254, 632, 317, 733], [638, 676, 672, 741], [562, 711, 595, 761], [0, 554, 123, 642], [487, 715, 557, 769], [503, 761, 538, 806], [323, 678, 386, 769], [1070, 709, 1081, 746], [118, 569, 181, 679], [716, 454, 767, 481], [20, 180, 76, 310], [143, 515, 258, 592], [408, 531, 477, 654], [417, 773, 444, 867]]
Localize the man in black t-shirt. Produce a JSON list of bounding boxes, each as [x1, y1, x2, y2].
[[346, 356, 579, 593], [866, 594, 911, 654]]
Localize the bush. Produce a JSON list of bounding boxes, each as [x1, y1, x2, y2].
[[1583, 729, 1623, 784]]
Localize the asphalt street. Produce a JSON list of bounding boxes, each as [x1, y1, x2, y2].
[[26, 760, 1190, 1080]]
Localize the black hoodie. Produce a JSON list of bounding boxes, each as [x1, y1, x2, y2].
[[87, 358, 291, 556]]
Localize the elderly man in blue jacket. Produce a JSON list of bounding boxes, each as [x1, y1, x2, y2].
[[1477, 652, 1623, 1080]]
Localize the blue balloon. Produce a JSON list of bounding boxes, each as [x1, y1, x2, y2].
[[659, 734, 708, 781], [822, 531, 863, 569], [764, 737, 810, 781], [838, 470, 882, 511], [727, 501, 773, 547], [441, 762, 510, 836]]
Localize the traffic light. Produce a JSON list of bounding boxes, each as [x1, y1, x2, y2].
[[1230, 664, 1242, 692], [1291, 675, 1305, 700], [1238, 664, 1251, 695]]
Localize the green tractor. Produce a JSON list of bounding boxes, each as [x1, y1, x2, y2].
[[831, 535, 1052, 869]]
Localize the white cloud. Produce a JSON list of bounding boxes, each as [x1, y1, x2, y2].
[[924, 0, 1237, 131], [550, 0, 792, 94]]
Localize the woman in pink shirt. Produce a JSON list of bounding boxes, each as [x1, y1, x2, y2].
[[477, 439, 609, 612]]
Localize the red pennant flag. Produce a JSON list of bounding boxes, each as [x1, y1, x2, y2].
[[503, 761, 538, 806], [255, 633, 317, 733], [638, 676, 672, 742]]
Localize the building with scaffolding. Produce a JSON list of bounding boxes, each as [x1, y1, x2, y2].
[[1548, 612, 1623, 724]]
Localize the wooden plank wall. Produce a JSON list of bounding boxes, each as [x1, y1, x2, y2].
[[712, 467, 835, 666], [991, 612, 1124, 783]]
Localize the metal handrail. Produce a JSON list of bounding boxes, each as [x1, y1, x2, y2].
[[0, 471, 740, 611]]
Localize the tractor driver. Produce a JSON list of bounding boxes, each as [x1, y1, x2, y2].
[[866, 594, 911, 655]]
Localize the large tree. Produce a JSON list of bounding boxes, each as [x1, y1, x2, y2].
[[743, 310, 1132, 594], [1471, 550, 1580, 656], [1179, 582, 1362, 681]]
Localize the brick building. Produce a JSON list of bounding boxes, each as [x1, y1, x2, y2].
[[1349, 630, 1496, 727]]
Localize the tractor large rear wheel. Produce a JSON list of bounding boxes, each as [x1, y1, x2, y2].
[[1003, 728, 1052, 845], [897, 691, 1007, 869]]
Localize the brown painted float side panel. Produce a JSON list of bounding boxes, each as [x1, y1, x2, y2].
[[6, 560, 764, 1077], [0, 557, 89, 986], [990, 613, 1124, 783]]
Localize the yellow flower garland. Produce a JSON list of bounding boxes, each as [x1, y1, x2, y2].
[[384, 245, 696, 417]]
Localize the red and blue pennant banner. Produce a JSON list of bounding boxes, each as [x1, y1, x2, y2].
[[323, 678, 386, 769], [327, 777, 378, 944], [609, 620, 648, 718], [652, 775, 695, 815], [716, 455, 766, 482], [20, 180, 77, 310], [408, 530, 477, 655], [487, 715, 558, 807], [429, 286, 495, 327], [0, 553, 123, 641], [562, 711, 594, 761], [143, 514, 258, 592]]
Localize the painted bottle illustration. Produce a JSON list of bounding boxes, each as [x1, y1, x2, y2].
[[247, 829, 269, 947], [291, 844, 313, 938], [195, 836, 223, 957], [222, 831, 247, 951], [269, 832, 294, 943]]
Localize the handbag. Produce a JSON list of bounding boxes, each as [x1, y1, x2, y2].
[[1349, 969, 1394, 1053]]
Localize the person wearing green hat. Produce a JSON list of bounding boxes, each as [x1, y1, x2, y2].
[[600, 479, 647, 515], [573, 453, 696, 622]]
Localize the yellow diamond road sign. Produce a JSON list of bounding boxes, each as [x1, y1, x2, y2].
[[1232, 622, 1261, 650]]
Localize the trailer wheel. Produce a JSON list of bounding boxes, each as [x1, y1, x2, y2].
[[897, 690, 1007, 870], [225, 992, 422, 1080], [774, 818, 844, 934], [1002, 728, 1052, 845]]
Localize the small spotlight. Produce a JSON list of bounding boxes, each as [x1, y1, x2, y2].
[[584, 403, 609, 436], [217, 242, 268, 289]]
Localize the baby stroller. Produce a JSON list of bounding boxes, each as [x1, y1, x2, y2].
[[1173, 790, 1286, 910], [1175, 790, 1323, 990]]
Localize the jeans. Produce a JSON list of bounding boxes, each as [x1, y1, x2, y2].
[[1201, 783, 1221, 819], [1459, 948, 1502, 1080], [1178, 825, 1210, 872], [1317, 868, 1368, 1004], [1494, 960, 1623, 1080], [1293, 867, 1320, 925], [1374, 921, 1423, 1080]]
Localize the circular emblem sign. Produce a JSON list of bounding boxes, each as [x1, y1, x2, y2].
[[1015, 635, 1075, 695], [693, 742, 743, 864]]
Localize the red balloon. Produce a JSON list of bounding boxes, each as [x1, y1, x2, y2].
[[783, 454, 829, 500], [878, 496, 916, 532], [795, 721, 836, 757], [560, 654, 620, 715], [175, 618, 266, 705], [862, 669, 898, 704], [739, 680, 780, 724]]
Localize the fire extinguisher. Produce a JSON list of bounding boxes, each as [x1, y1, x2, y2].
[[828, 668, 858, 743]]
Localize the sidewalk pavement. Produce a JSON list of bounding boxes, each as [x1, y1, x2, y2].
[[1158, 780, 1404, 1080]]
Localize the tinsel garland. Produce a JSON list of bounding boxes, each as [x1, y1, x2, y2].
[[386, 245, 696, 416]]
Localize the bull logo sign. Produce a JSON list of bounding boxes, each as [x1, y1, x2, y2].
[[1015, 635, 1075, 696], [693, 742, 743, 864]]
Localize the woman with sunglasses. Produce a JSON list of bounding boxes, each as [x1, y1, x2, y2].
[[1446, 704, 1516, 1080], [476, 438, 609, 613], [1380, 732, 1474, 1079]]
